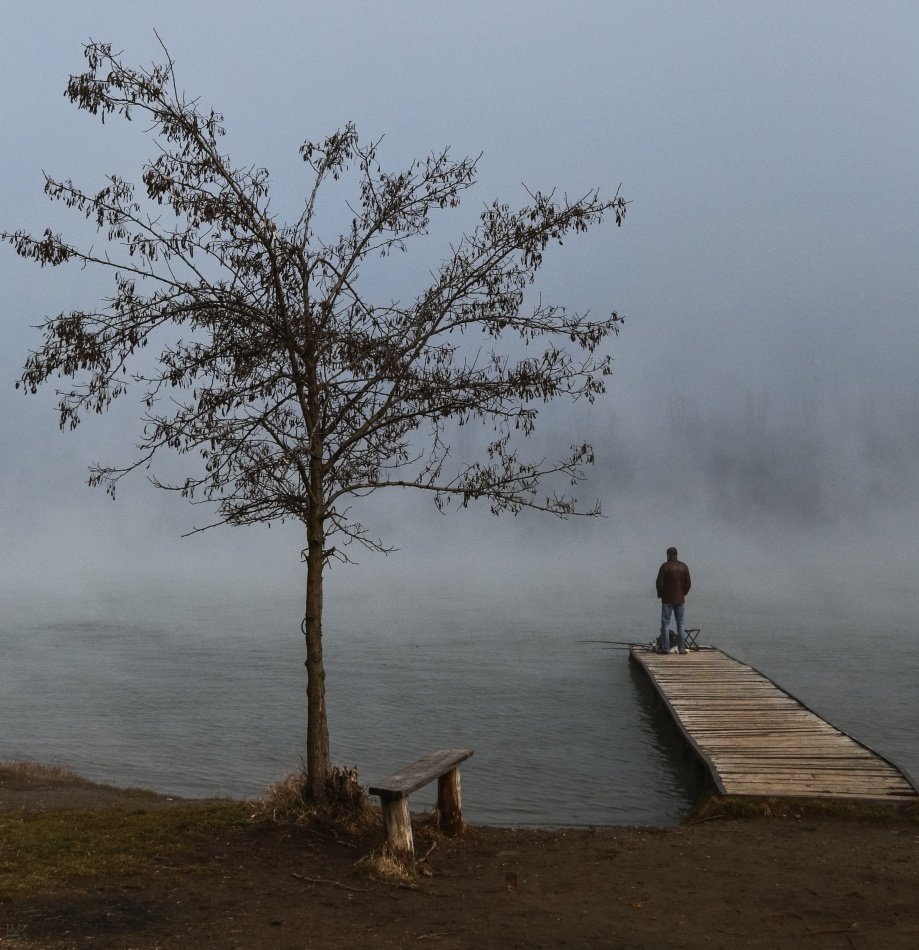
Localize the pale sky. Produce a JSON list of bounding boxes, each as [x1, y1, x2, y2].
[[2, 1, 918, 616]]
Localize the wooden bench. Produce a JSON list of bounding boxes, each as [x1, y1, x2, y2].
[[368, 748, 473, 862]]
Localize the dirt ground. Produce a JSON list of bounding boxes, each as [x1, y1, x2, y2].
[[1, 766, 917, 949]]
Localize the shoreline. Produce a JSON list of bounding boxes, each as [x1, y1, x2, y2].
[[2, 761, 918, 948]]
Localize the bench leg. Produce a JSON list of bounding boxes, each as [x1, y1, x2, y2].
[[437, 766, 464, 836], [380, 794, 414, 863]]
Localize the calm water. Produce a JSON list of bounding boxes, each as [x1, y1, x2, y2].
[[1, 585, 916, 826]]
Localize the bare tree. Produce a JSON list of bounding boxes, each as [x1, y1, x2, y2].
[[5, 40, 627, 800]]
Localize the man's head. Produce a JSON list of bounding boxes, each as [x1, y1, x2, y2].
[[666, 546, 678, 559]]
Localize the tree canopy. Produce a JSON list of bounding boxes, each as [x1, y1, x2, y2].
[[5, 39, 627, 798]]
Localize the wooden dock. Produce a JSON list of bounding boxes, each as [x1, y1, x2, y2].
[[630, 646, 918, 802]]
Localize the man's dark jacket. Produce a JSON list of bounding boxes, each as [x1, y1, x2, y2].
[[656, 557, 691, 605]]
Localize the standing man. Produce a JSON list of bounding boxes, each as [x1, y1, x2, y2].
[[656, 546, 692, 654]]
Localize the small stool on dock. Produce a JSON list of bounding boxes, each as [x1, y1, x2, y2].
[[368, 748, 473, 863], [684, 627, 702, 650]]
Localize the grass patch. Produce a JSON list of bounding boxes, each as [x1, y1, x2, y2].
[[687, 793, 919, 824], [0, 760, 82, 786], [0, 760, 166, 805], [0, 801, 248, 897]]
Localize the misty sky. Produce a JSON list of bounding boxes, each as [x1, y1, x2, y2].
[[2, 1, 918, 620]]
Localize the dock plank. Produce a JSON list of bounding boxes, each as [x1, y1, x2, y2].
[[630, 646, 918, 802]]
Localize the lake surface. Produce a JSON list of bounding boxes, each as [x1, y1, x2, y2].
[[2, 584, 916, 826]]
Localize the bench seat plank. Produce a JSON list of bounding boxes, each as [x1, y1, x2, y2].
[[369, 748, 473, 799]]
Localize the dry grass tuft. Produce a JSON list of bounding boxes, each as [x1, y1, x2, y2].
[[353, 844, 418, 887], [252, 765, 377, 835]]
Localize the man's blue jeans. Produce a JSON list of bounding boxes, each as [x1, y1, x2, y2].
[[660, 603, 686, 653]]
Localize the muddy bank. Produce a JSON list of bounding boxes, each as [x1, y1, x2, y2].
[[1, 763, 917, 948]]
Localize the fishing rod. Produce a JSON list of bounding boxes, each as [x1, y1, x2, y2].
[[577, 639, 640, 648]]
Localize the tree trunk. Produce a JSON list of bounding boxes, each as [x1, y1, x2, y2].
[[303, 512, 331, 800]]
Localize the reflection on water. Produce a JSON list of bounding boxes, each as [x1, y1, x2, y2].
[[627, 661, 709, 800]]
